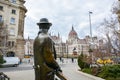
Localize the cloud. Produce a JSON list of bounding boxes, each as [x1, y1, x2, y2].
[[24, 0, 115, 42]]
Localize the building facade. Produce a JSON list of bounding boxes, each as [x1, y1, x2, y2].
[[0, 0, 27, 58], [24, 37, 34, 57], [66, 26, 90, 56], [52, 26, 102, 57], [24, 26, 102, 58], [50, 33, 65, 57]]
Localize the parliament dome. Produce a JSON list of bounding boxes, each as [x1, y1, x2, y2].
[[68, 26, 78, 38]]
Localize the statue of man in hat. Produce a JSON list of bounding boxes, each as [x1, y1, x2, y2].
[[33, 18, 67, 80]]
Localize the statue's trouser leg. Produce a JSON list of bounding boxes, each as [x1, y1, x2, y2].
[[47, 73, 54, 80]]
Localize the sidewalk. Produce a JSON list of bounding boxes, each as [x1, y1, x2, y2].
[[61, 63, 104, 80], [4, 63, 105, 80], [4, 69, 104, 80], [4, 70, 34, 80]]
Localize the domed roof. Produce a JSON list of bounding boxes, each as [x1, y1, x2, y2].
[[68, 26, 77, 37]]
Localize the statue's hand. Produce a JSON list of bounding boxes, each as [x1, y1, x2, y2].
[[56, 71, 67, 80], [56, 67, 62, 72]]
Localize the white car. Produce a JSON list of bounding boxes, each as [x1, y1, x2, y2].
[[2, 57, 20, 67]]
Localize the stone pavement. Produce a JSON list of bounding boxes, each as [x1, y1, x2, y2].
[[60, 63, 104, 80], [4, 59, 104, 80]]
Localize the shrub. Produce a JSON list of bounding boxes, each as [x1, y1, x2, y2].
[[0, 55, 4, 64], [97, 65, 120, 80], [78, 53, 90, 70], [82, 68, 92, 74], [0, 55, 5, 68]]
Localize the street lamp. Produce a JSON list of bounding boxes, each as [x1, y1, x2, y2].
[[66, 44, 68, 58], [89, 11, 93, 40], [88, 11, 94, 64]]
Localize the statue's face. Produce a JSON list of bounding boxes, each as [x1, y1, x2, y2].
[[42, 29, 48, 34], [39, 24, 50, 30], [38, 24, 51, 34]]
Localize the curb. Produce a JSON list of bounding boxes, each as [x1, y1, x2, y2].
[[78, 71, 105, 80]]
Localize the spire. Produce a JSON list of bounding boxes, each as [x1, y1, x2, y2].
[[68, 24, 78, 39], [28, 36, 30, 41], [58, 32, 60, 38], [49, 32, 51, 36], [72, 25, 74, 31]]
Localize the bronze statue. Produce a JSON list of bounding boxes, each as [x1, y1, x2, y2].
[[33, 18, 67, 80]]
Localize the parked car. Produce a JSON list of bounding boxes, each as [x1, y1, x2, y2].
[[2, 57, 20, 67]]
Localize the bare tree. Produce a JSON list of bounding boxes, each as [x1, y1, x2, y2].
[[112, 0, 120, 24], [97, 16, 119, 58], [0, 20, 8, 55], [111, 1, 120, 56]]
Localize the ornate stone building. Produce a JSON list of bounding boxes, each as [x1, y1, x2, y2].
[[48, 26, 101, 57], [66, 26, 90, 55], [50, 33, 67, 57], [0, 0, 27, 58], [24, 37, 34, 57], [24, 26, 103, 58]]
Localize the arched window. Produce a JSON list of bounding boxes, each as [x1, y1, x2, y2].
[[6, 51, 15, 57], [10, 0, 16, 3]]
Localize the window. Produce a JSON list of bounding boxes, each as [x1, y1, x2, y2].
[[0, 15, 2, 22], [0, 41, 2, 46], [10, 18, 15, 24], [10, 0, 16, 3], [12, 9, 16, 14], [8, 41, 11, 47], [12, 41, 14, 47], [7, 41, 14, 47], [9, 28, 15, 35], [0, 6, 3, 11]]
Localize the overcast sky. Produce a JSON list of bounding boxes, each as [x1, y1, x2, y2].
[[24, 0, 116, 42]]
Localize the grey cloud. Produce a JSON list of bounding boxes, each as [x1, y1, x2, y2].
[[24, 0, 115, 42]]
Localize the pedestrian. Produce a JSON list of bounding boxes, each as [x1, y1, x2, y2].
[[59, 57, 62, 62], [62, 58, 64, 63], [71, 58, 74, 63], [19, 58, 22, 64], [28, 59, 30, 63]]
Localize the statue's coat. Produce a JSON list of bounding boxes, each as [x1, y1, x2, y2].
[[34, 34, 60, 80]]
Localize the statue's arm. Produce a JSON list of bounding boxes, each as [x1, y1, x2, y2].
[[43, 47, 59, 68], [53, 43, 57, 60]]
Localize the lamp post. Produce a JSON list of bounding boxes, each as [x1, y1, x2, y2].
[[89, 11, 93, 39], [88, 11, 93, 64], [66, 44, 68, 59]]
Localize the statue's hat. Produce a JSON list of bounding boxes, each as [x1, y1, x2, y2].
[[37, 18, 52, 26]]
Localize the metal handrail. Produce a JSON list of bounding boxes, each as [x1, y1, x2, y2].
[[47, 70, 67, 80], [0, 72, 10, 80]]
